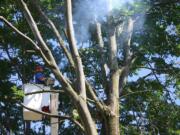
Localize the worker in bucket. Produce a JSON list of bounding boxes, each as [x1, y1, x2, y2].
[[35, 65, 54, 85], [35, 65, 46, 84], [35, 65, 54, 113]]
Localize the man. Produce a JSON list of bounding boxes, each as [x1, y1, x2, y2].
[[35, 65, 47, 84], [35, 65, 55, 85], [34, 65, 51, 113]]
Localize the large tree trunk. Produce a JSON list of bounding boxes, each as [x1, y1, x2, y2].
[[107, 25, 120, 135], [77, 99, 98, 135], [108, 70, 120, 135]]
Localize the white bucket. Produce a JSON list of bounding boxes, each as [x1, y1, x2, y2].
[[23, 83, 50, 120]]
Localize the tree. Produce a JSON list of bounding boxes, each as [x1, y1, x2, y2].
[[0, 0, 179, 135]]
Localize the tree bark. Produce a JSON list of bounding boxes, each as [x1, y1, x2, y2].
[[66, 0, 86, 98], [107, 25, 120, 135], [66, 1, 98, 135], [120, 18, 134, 95], [107, 70, 120, 135]]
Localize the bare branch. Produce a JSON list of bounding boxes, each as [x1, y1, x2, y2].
[[119, 18, 135, 94], [109, 26, 119, 70], [119, 57, 136, 95], [20, 103, 85, 131], [124, 18, 134, 64], [19, 0, 51, 56], [25, 89, 64, 96], [96, 22, 109, 86], [31, 0, 75, 68], [24, 87, 106, 114], [66, 0, 86, 99], [34, 0, 103, 110], [85, 80, 106, 111], [120, 90, 154, 99], [0, 16, 38, 50], [0, 16, 50, 64], [96, 22, 105, 49]]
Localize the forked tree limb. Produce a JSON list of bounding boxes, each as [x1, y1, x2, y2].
[[31, 0, 76, 68], [18, 0, 79, 102], [32, 0, 107, 113], [0, 11, 107, 118]]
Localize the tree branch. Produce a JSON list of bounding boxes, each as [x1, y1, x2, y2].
[[19, 0, 52, 61], [147, 62, 176, 107], [20, 103, 85, 132], [66, 0, 86, 99], [119, 18, 135, 94], [124, 18, 134, 64], [0, 16, 50, 64], [25, 89, 64, 96], [31, 0, 75, 68], [18, 0, 79, 97], [120, 90, 154, 99], [0, 16, 38, 49], [85, 80, 108, 112], [96, 22, 109, 91]]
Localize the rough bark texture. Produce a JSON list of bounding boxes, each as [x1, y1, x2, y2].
[[108, 71, 120, 135]]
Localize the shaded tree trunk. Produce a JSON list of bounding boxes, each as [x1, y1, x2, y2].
[[107, 70, 120, 135]]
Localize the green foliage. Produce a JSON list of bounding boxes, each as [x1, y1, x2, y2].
[[72, 109, 80, 120], [11, 86, 24, 99]]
